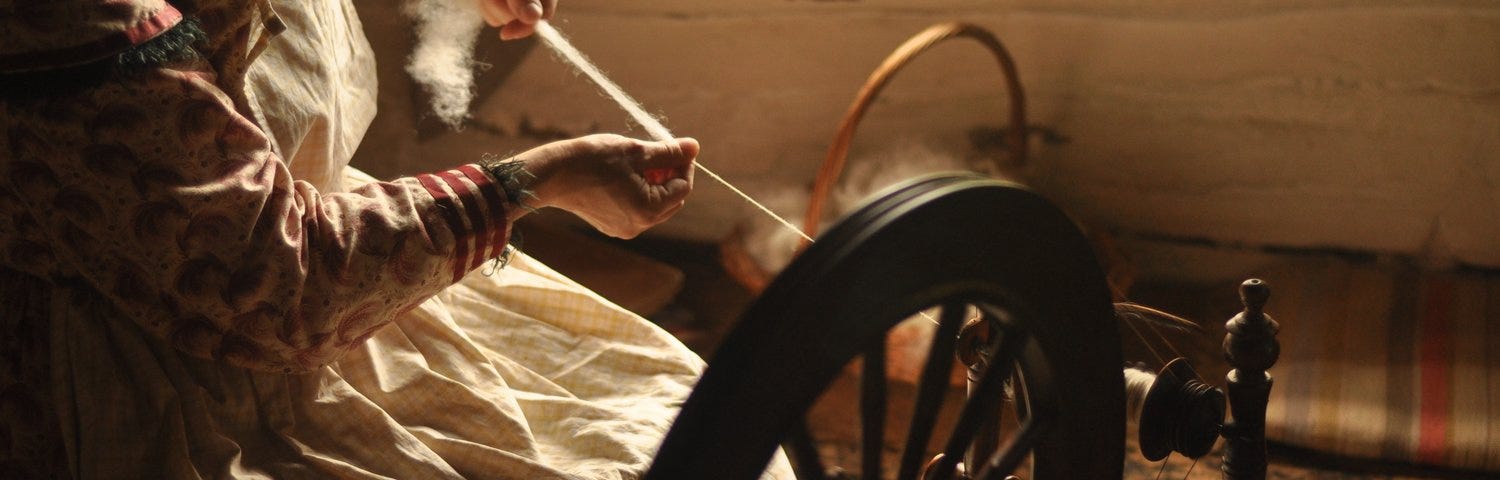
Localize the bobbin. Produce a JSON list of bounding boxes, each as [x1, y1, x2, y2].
[[1135, 358, 1226, 461]]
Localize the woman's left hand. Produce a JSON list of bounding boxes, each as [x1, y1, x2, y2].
[[514, 134, 699, 239], [476, 0, 558, 40]]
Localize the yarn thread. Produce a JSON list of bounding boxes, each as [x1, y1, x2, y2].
[[534, 21, 813, 243]]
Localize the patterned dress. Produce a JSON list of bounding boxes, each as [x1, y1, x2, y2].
[[0, 1, 760, 478]]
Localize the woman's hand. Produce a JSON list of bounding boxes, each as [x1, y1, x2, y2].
[[518, 134, 699, 239], [476, 0, 558, 40]]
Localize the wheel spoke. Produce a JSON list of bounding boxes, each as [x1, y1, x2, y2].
[[896, 304, 966, 480], [785, 418, 828, 480], [1011, 362, 1031, 422], [929, 326, 1027, 480], [861, 338, 887, 480], [968, 312, 1004, 473], [974, 419, 1041, 479]]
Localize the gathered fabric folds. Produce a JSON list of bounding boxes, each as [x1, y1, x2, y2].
[[47, 246, 708, 479]]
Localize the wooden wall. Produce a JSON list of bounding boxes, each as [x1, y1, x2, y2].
[[351, 0, 1500, 268]]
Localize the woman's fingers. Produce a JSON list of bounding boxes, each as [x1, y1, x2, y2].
[[637, 138, 697, 208], [500, 20, 537, 41], [478, 0, 506, 27], [639, 138, 698, 181], [506, 0, 543, 23], [660, 138, 698, 203], [637, 138, 698, 171], [482, 0, 550, 39], [673, 137, 700, 169], [678, 138, 698, 187]]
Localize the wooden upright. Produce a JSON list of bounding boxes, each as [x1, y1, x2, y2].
[[1221, 279, 1280, 480]]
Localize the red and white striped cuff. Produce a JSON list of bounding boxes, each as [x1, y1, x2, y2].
[[415, 164, 512, 282]]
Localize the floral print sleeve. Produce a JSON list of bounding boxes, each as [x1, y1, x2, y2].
[[0, 64, 513, 373]]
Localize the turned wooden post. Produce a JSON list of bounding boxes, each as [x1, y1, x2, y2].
[[1221, 279, 1280, 480]]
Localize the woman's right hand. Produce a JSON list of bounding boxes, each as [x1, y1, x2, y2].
[[476, 0, 558, 40], [516, 134, 699, 239]]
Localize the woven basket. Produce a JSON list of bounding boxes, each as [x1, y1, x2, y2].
[[720, 22, 1029, 294]]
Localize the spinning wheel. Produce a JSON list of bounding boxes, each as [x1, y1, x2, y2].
[[530, 17, 1280, 479], [648, 174, 1125, 479]]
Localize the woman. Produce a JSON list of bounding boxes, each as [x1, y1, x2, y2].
[[0, 1, 771, 478]]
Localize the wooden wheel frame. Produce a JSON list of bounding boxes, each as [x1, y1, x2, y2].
[[650, 174, 1124, 479], [802, 22, 1027, 242], [721, 22, 1028, 294]]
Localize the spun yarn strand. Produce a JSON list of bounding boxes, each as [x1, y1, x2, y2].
[[534, 21, 813, 243]]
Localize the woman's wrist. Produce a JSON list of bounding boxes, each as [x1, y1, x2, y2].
[[478, 154, 545, 223]]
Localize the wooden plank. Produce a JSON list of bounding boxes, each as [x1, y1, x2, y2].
[[353, 1, 1500, 267]]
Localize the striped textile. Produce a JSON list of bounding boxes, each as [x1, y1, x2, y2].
[[1258, 260, 1499, 471]]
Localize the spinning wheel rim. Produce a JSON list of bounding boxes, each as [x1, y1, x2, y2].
[[648, 174, 1124, 479]]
